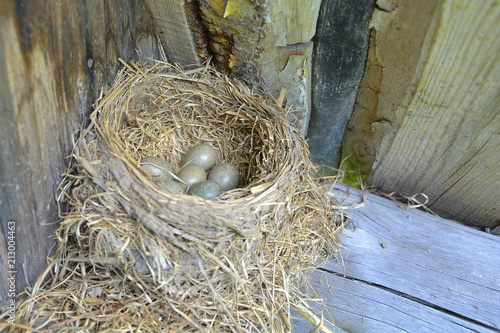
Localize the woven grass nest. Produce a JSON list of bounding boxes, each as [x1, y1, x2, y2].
[[5, 60, 342, 332]]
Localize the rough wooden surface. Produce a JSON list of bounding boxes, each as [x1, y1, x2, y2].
[[292, 184, 500, 332], [306, 0, 373, 173], [146, 0, 209, 66], [198, 0, 322, 134], [341, 0, 500, 227], [0, 0, 159, 306]]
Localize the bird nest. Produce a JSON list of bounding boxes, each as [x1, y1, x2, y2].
[[3, 60, 342, 332]]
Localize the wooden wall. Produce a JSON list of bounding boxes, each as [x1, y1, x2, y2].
[[342, 0, 500, 228], [0, 0, 160, 305]]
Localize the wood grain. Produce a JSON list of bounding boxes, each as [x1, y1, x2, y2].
[[342, 0, 500, 227], [304, 272, 496, 333], [198, 0, 322, 134], [146, 0, 208, 66], [300, 184, 500, 332], [0, 0, 159, 306]]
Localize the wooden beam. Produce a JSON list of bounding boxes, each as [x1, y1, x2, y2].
[[295, 184, 500, 332], [341, 0, 500, 227], [0, 0, 160, 307], [306, 0, 374, 173]]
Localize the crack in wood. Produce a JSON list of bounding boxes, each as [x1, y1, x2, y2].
[[277, 41, 313, 51], [316, 266, 500, 332], [429, 133, 494, 209], [185, 0, 211, 61], [374, 4, 391, 13]]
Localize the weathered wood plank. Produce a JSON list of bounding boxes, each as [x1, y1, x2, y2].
[[198, 0, 322, 134], [341, 0, 500, 227], [306, 0, 373, 173], [0, 0, 160, 307], [303, 184, 500, 332], [146, 0, 208, 66], [341, 0, 441, 182], [304, 272, 496, 333], [291, 306, 345, 333]]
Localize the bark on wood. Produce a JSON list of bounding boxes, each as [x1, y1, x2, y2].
[[342, 0, 500, 227], [0, 0, 159, 306]]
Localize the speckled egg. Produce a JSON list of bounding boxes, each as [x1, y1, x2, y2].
[[188, 180, 223, 199], [181, 143, 217, 171], [176, 164, 207, 187], [208, 163, 240, 191], [140, 156, 174, 179]]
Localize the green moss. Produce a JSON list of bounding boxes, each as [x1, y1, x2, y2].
[[339, 151, 367, 189]]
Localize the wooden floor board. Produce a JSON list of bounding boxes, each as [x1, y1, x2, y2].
[[303, 272, 495, 333], [293, 184, 500, 332]]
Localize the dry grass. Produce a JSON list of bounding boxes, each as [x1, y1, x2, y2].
[[0, 60, 343, 332]]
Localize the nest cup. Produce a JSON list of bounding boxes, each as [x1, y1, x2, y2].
[[78, 61, 314, 272], [4, 61, 341, 332], [110, 62, 310, 238]]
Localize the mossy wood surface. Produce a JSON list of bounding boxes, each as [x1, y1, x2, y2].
[[342, 0, 500, 228], [293, 184, 499, 332], [0, 0, 160, 306]]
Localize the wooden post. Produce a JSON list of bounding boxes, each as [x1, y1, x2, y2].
[[342, 0, 500, 227], [0, 0, 160, 307], [306, 0, 374, 173]]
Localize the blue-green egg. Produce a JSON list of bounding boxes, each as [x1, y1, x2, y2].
[[188, 180, 223, 199]]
